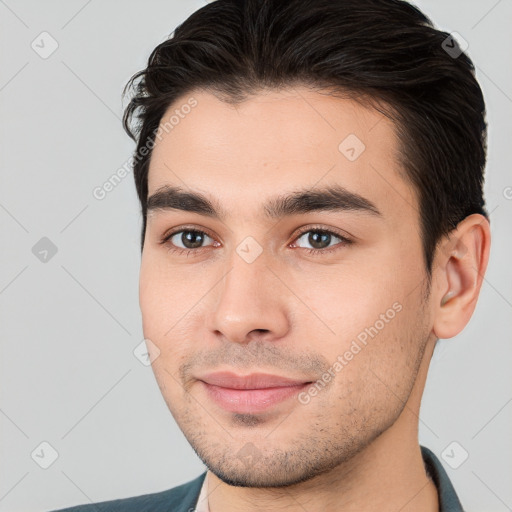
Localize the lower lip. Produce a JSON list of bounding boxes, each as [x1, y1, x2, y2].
[[201, 381, 311, 414]]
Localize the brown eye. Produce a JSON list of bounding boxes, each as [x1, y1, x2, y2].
[[161, 229, 216, 254], [294, 229, 350, 252], [173, 230, 209, 249]]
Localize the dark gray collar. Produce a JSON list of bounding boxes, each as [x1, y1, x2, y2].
[[421, 445, 465, 511]]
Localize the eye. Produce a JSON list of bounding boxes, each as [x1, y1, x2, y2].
[[171, 230, 213, 249], [291, 227, 353, 254], [160, 227, 218, 255]]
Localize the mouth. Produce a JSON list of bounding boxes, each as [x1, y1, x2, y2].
[[197, 371, 313, 414]]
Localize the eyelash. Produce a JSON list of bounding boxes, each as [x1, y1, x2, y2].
[[159, 225, 353, 257]]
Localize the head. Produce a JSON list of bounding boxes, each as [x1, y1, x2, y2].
[[123, 0, 490, 487]]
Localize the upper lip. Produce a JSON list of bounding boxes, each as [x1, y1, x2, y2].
[[198, 371, 312, 390]]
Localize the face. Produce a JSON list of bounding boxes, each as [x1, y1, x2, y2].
[[139, 87, 434, 487]]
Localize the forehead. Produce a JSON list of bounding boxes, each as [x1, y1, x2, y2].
[[147, 87, 418, 226]]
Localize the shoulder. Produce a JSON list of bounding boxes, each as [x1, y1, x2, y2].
[[47, 471, 207, 512]]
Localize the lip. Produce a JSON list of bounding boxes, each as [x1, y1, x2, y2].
[[197, 371, 313, 414], [198, 371, 311, 389]]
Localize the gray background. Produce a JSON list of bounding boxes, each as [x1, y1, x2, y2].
[[0, 1, 511, 511]]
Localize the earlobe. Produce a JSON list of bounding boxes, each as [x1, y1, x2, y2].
[[432, 214, 491, 340]]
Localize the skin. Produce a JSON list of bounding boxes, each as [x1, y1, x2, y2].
[[139, 86, 491, 512]]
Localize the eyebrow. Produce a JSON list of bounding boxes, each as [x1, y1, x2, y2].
[[146, 184, 382, 220]]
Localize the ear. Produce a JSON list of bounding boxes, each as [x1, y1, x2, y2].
[[432, 213, 491, 339]]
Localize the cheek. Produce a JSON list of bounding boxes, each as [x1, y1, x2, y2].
[[139, 257, 191, 378], [294, 263, 423, 386], [316, 303, 426, 429], [139, 253, 199, 336], [293, 260, 407, 342]]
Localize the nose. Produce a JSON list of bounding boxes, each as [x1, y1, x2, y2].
[[205, 250, 292, 345]]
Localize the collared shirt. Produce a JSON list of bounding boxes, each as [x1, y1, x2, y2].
[[194, 471, 209, 512], [193, 445, 464, 511]]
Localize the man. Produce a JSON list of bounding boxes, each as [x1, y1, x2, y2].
[[51, 0, 491, 510]]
